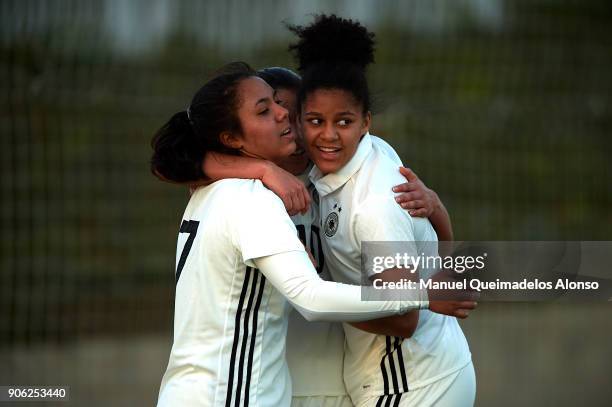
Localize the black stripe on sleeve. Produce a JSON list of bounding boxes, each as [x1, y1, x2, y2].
[[392, 393, 402, 407], [243, 272, 266, 407], [394, 337, 409, 392], [375, 396, 385, 407], [386, 336, 400, 394], [225, 267, 253, 407], [234, 271, 260, 405], [380, 337, 390, 395]]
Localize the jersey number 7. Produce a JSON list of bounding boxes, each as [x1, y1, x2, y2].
[[176, 220, 200, 284]]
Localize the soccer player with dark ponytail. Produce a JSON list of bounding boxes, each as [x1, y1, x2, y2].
[[152, 61, 475, 407], [289, 15, 476, 407]]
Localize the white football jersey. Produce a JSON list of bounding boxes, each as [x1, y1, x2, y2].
[[157, 179, 305, 407], [157, 176, 427, 407], [286, 168, 347, 397], [309, 134, 472, 405]]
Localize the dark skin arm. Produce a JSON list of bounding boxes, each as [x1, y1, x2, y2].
[[154, 151, 310, 215], [394, 167, 454, 242], [351, 313, 419, 338], [202, 152, 310, 216], [349, 267, 477, 339], [350, 267, 420, 338]]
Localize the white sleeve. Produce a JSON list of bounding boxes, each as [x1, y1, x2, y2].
[[233, 181, 305, 267], [254, 250, 428, 322], [370, 134, 403, 165], [354, 196, 420, 278]]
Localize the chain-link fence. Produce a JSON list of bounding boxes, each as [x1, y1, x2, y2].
[[1, 0, 611, 405]]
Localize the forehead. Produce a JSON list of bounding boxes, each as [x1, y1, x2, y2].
[[275, 88, 297, 106], [303, 89, 361, 113], [275, 88, 296, 101], [237, 76, 274, 105]]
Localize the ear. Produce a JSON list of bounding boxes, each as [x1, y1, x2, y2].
[[360, 111, 372, 135], [219, 131, 243, 150]]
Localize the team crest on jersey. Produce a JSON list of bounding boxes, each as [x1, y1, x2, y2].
[[324, 203, 342, 237]]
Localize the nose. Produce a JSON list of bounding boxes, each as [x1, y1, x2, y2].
[[274, 103, 289, 123], [320, 123, 339, 141]]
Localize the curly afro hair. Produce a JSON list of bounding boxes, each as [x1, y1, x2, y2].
[[287, 14, 376, 114], [288, 14, 375, 71]]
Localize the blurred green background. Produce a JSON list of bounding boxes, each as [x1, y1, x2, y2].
[[1, 0, 611, 406]]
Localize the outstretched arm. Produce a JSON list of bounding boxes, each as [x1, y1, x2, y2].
[[255, 250, 475, 323], [254, 251, 428, 322]]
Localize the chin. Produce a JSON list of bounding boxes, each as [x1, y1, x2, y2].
[[314, 160, 340, 175], [278, 146, 296, 162]]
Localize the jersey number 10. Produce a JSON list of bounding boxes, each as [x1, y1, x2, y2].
[[295, 224, 325, 274]]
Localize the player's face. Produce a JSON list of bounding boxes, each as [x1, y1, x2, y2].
[[274, 87, 311, 175], [301, 88, 371, 175], [234, 77, 296, 164]]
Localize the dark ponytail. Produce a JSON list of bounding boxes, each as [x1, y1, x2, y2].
[[150, 111, 206, 183], [150, 62, 256, 182]]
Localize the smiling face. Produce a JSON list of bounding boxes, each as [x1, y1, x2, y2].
[[301, 88, 371, 175], [223, 77, 296, 164]]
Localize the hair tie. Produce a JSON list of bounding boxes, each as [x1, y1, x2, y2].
[[186, 105, 193, 123]]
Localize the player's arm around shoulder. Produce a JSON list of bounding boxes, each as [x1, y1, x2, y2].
[[204, 152, 310, 216]]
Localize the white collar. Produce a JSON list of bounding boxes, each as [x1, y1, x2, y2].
[[309, 133, 373, 197]]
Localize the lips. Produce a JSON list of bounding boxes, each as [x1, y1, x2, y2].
[[316, 145, 341, 160], [280, 127, 295, 143]]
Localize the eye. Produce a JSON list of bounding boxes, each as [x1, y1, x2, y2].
[[338, 119, 352, 126], [308, 118, 322, 125], [258, 108, 270, 115]]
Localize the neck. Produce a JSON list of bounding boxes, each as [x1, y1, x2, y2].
[[278, 157, 311, 176]]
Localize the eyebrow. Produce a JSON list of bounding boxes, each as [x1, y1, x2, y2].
[[255, 97, 270, 106], [255, 90, 277, 107]]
